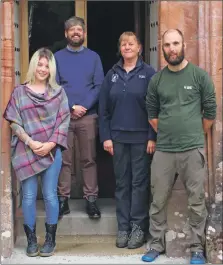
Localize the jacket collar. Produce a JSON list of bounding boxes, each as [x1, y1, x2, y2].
[[113, 56, 143, 72]]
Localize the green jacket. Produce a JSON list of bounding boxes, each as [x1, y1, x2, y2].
[[146, 62, 217, 152]]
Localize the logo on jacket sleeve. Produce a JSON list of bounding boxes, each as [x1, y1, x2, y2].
[[111, 74, 119, 83]]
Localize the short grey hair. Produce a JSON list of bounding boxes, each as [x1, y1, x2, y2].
[[64, 16, 86, 31]]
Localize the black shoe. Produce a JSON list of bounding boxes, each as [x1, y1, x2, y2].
[[86, 196, 101, 219], [23, 224, 39, 257], [116, 231, 129, 248], [128, 223, 145, 249], [39, 223, 57, 257], [58, 196, 70, 218]]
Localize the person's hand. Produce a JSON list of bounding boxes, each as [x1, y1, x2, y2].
[[72, 105, 87, 118], [33, 142, 56, 157], [71, 113, 79, 120], [28, 140, 43, 151], [71, 109, 84, 120], [147, 140, 156, 154], [103, 140, 114, 156]]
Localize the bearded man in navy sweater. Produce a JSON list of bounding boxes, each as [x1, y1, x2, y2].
[[55, 16, 104, 219]]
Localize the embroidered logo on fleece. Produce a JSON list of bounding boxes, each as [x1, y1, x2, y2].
[[184, 85, 193, 90], [139, 75, 146, 79], [111, 74, 119, 82]]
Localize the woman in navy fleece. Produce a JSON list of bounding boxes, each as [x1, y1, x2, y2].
[[99, 32, 156, 249]]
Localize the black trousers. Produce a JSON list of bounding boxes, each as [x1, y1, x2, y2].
[[113, 141, 152, 232]]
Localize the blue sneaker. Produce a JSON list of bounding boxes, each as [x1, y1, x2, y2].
[[190, 252, 206, 264], [142, 249, 160, 262]]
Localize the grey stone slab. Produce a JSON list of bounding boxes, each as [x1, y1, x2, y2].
[[16, 199, 117, 236]]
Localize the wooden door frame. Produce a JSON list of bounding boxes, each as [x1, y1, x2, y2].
[[19, 0, 29, 83], [75, 1, 87, 46]]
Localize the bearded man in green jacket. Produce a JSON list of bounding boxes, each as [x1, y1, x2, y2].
[[142, 29, 216, 265]]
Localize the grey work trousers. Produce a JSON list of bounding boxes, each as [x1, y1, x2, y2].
[[149, 148, 208, 253]]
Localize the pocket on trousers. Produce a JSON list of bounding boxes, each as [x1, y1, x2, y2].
[[197, 148, 206, 168]]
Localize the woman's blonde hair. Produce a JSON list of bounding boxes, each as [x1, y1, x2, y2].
[[26, 48, 60, 89]]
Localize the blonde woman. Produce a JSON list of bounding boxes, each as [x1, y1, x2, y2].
[[3, 48, 70, 257]]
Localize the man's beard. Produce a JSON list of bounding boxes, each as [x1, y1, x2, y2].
[[163, 47, 185, 66], [66, 35, 85, 47]]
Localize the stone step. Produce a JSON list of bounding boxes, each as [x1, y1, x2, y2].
[[6, 235, 188, 264], [16, 198, 118, 236], [15, 235, 145, 255], [16, 193, 191, 258]]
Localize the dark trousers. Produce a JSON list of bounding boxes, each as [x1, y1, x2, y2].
[[58, 114, 98, 199], [113, 141, 151, 232]]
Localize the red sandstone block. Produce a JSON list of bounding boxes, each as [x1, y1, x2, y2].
[[2, 40, 13, 48], [1, 121, 11, 154], [2, 24, 13, 40], [210, 1, 223, 18], [3, 2, 13, 22], [1, 58, 14, 68], [1, 152, 12, 196], [166, 231, 191, 258], [210, 38, 222, 76], [172, 177, 185, 190], [212, 75, 222, 112], [1, 67, 13, 78], [2, 2, 13, 41], [1, 76, 13, 84], [1, 51, 13, 62], [2, 78, 14, 108]]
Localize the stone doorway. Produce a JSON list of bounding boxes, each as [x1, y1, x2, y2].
[[28, 1, 151, 199]]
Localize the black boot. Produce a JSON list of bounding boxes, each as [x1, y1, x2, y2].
[[86, 196, 101, 219], [23, 224, 39, 257], [58, 196, 70, 218], [39, 223, 57, 257]]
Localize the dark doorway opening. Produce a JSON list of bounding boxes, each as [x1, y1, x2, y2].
[[87, 1, 135, 74], [87, 1, 139, 198], [28, 1, 74, 57]]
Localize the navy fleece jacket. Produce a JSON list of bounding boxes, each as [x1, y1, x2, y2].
[[99, 58, 157, 143], [54, 47, 104, 114]]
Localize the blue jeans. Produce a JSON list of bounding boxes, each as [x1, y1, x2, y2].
[[21, 148, 62, 230]]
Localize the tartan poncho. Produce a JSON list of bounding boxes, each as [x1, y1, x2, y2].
[[3, 84, 70, 181]]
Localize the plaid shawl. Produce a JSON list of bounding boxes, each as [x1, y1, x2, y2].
[[3, 84, 70, 181]]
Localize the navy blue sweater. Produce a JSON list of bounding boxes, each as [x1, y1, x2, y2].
[[99, 58, 157, 143], [54, 47, 104, 114]]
